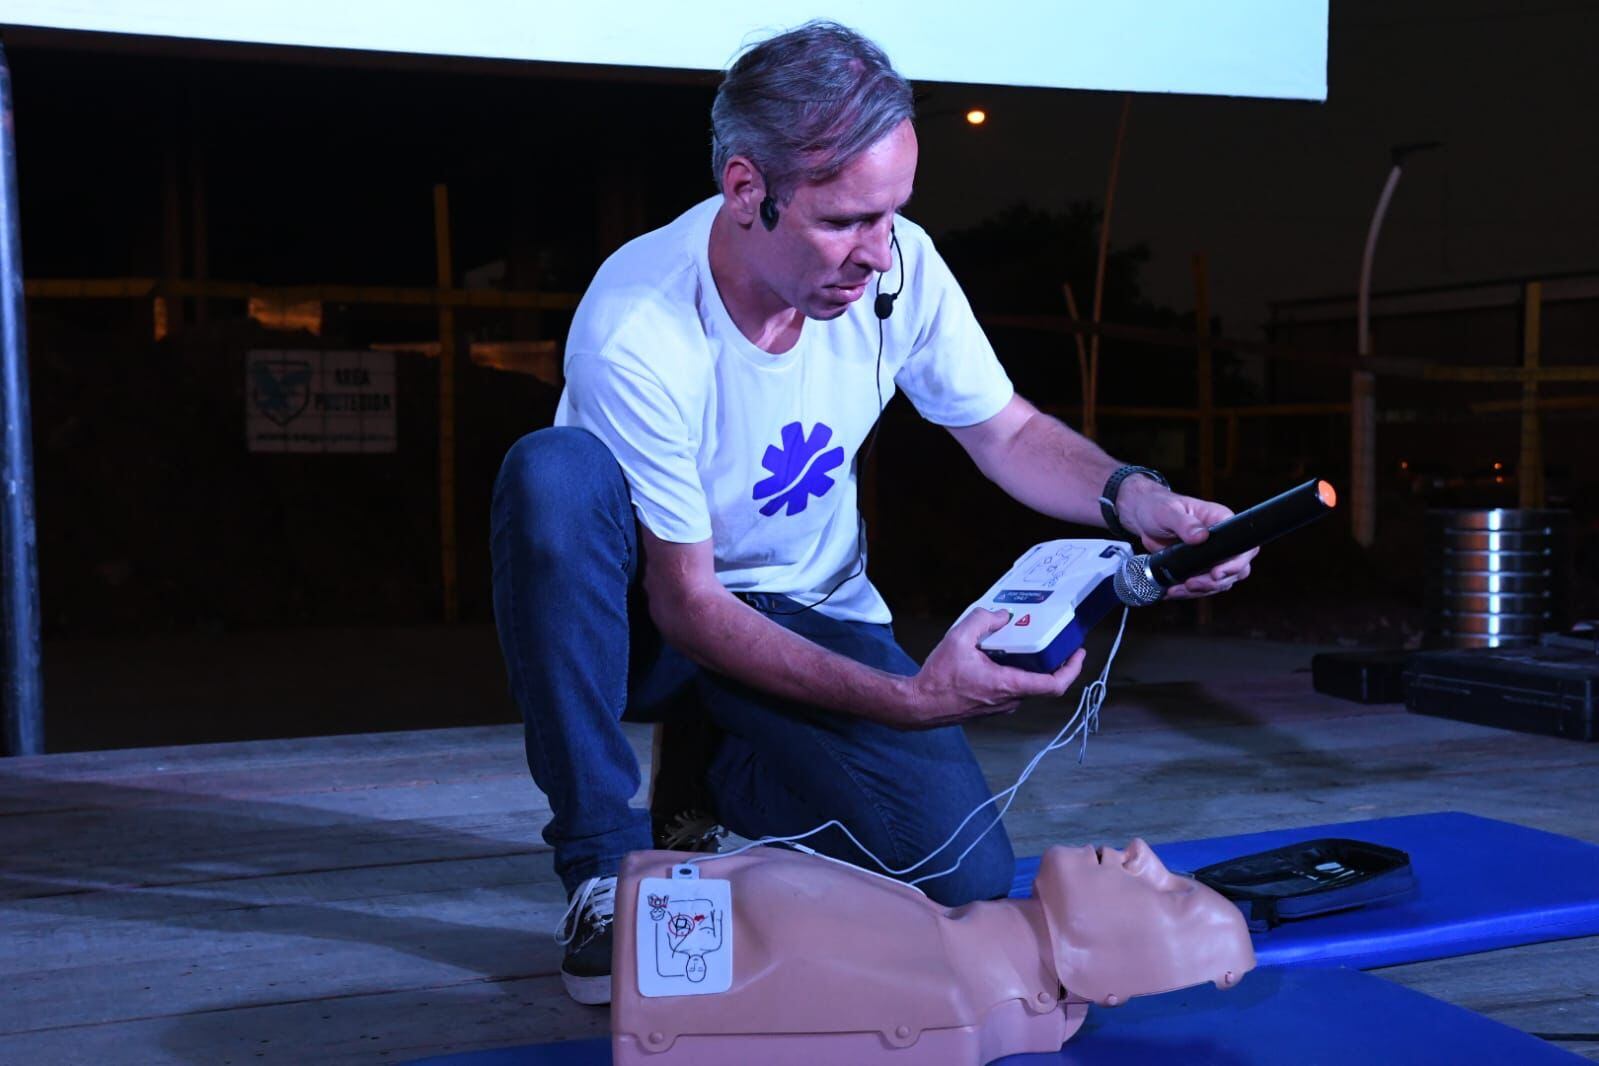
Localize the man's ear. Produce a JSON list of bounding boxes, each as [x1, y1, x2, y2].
[[722, 156, 765, 228]]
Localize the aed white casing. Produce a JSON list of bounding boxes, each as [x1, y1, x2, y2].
[[966, 539, 1128, 673]]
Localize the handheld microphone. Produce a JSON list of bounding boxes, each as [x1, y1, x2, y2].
[[1114, 479, 1338, 606]]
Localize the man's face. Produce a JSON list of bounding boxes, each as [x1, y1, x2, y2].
[[760, 119, 918, 321]]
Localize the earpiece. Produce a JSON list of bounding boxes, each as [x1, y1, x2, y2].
[[759, 195, 780, 232]]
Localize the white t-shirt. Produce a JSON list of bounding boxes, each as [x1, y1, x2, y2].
[[555, 197, 1013, 623]]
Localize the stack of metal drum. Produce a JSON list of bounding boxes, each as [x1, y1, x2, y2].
[[1425, 508, 1571, 649]]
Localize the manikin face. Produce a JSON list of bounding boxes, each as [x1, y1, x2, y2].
[[1034, 840, 1255, 1006], [752, 119, 917, 321]]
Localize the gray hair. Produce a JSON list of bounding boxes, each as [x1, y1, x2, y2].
[[710, 20, 915, 202]]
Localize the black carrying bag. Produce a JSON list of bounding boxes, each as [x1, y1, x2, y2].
[[1191, 838, 1418, 932]]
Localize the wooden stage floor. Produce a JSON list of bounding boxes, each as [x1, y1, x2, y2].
[[3, 650, 1597, 1063]]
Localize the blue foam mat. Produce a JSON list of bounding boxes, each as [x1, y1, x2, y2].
[[1005, 966, 1585, 1065], [410, 968, 1584, 1065], [1010, 811, 1599, 970]]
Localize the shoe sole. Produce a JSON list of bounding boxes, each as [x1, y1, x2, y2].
[[561, 969, 612, 1006]]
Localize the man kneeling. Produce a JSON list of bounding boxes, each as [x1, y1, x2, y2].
[[490, 20, 1254, 1005]]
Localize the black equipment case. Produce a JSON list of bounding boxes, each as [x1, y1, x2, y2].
[[1192, 838, 1418, 932], [1311, 649, 1411, 704], [1404, 642, 1599, 741]]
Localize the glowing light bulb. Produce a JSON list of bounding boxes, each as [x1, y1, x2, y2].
[[965, 108, 987, 126]]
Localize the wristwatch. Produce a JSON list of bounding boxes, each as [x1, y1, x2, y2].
[[1099, 465, 1169, 541]]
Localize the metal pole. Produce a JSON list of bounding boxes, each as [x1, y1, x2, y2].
[[0, 40, 44, 756], [1352, 142, 1439, 549], [1351, 164, 1402, 549], [1356, 165, 1404, 361]]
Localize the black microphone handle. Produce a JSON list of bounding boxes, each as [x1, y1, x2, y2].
[[1147, 479, 1336, 588]]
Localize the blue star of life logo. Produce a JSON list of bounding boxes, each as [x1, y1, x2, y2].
[[752, 421, 846, 517]]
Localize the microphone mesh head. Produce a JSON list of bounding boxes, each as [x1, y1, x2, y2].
[[1114, 554, 1165, 607]]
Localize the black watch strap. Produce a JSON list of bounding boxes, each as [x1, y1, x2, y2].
[[1099, 465, 1169, 541]]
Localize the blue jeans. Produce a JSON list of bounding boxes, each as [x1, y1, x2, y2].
[[489, 427, 1014, 906]]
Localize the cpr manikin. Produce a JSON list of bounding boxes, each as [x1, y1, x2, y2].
[[612, 839, 1255, 1064]]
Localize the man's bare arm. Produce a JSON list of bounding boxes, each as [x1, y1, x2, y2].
[[947, 394, 1123, 526], [640, 527, 1083, 730], [949, 394, 1257, 597]]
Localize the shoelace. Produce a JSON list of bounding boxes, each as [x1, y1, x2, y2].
[[658, 810, 727, 851], [555, 875, 617, 946]]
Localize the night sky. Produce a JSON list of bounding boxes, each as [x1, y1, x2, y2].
[[907, 1, 1599, 334], [8, 1, 1597, 335]]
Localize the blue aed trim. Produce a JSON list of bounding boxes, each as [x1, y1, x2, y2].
[[1009, 576, 1119, 673]]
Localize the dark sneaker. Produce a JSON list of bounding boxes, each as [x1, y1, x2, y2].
[[649, 713, 726, 853], [556, 875, 616, 1005], [652, 808, 728, 853]]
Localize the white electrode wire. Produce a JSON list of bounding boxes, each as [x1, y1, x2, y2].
[[684, 606, 1132, 888], [906, 605, 1127, 888]]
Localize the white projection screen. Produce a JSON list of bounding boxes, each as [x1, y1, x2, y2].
[[2, 1, 1327, 100]]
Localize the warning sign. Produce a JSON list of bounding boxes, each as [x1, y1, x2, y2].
[[246, 350, 397, 454]]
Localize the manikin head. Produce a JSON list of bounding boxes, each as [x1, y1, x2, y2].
[[710, 20, 916, 321], [1033, 840, 1256, 1006]]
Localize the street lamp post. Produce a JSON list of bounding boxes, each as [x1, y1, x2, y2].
[[1351, 141, 1439, 548]]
